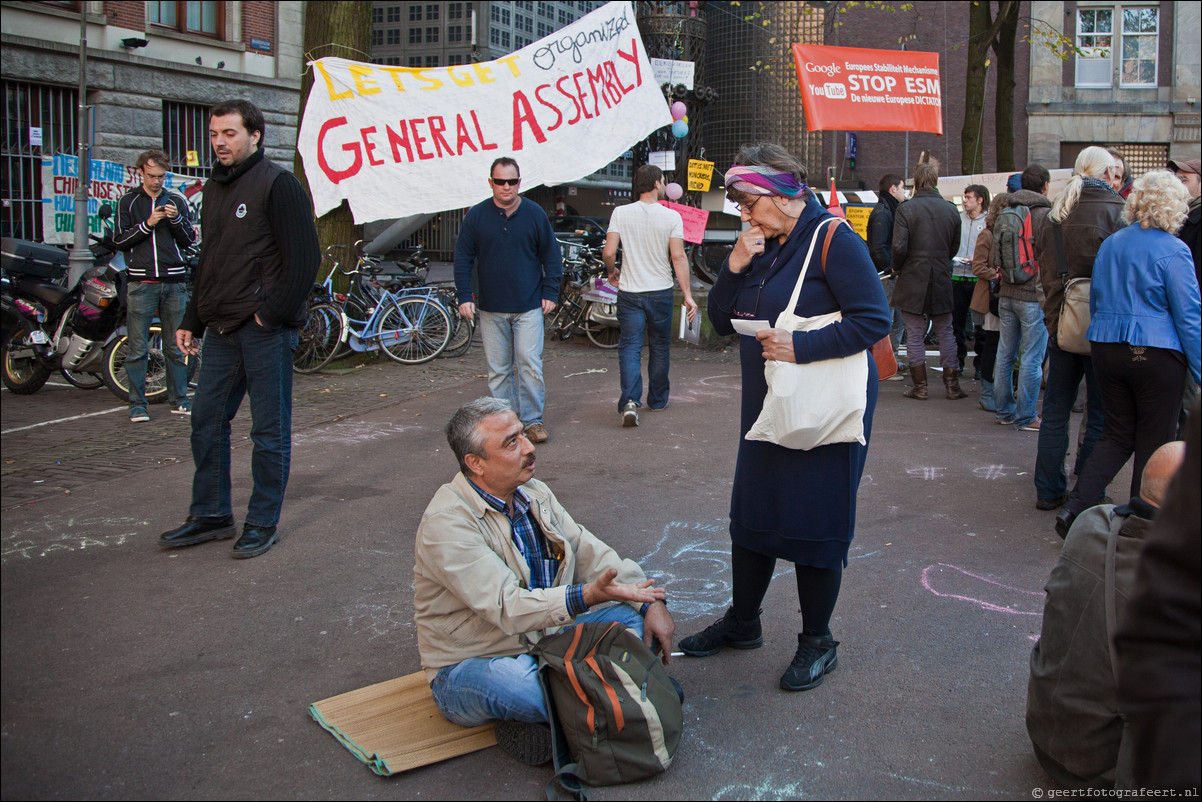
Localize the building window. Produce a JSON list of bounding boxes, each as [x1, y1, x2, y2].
[[148, 1, 223, 38], [537, 21, 551, 37], [426, 4, 440, 20], [409, 56, 422, 67], [558, 9, 571, 25], [1, 80, 76, 242], [448, 2, 463, 20], [425, 55, 440, 68], [409, 5, 422, 22], [426, 26, 440, 43], [387, 28, 400, 45], [1075, 6, 1158, 88], [162, 100, 214, 180], [409, 27, 422, 44], [539, 2, 554, 18], [386, 5, 400, 23], [372, 29, 383, 47], [373, 7, 383, 24], [448, 25, 463, 43]]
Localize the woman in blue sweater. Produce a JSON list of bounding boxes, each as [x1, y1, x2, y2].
[[1056, 170, 1201, 537], [677, 144, 891, 691]]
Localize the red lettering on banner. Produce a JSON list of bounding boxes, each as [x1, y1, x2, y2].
[[317, 117, 363, 183], [535, 84, 564, 132], [470, 110, 498, 151], [361, 126, 384, 166], [511, 90, 547, 151], [616, 40, 642, 86], [429, 116, 454, 157], [556, 76, 582, 125], [603, 62, 628, 100], [571, 73, 593, 120], [587, 65, 610, 115], [409, 119, 433, 160], [386, 122, 413, 162], [454, 115, 478, 155]]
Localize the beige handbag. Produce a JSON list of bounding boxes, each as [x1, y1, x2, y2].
[[1053, 223, 1092, 356]]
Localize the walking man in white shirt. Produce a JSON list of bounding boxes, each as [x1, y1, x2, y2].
[[602, 165, 698, 427]]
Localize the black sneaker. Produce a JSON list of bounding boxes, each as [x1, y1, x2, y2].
[[1035, 495, 1068, 511], [493, 720, 552, 766], [678, 607, 763, 657], [780, 633, 839, 692]]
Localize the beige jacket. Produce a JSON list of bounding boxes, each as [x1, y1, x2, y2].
[[414, 473, 646, 681]]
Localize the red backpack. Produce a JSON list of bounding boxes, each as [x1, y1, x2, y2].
[[992, 204, 1040, 285]]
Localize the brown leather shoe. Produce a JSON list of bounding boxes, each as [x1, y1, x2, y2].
[[524, 423, 549, 443], [902, 365, 928, 400], [944, 368, 968, 400]]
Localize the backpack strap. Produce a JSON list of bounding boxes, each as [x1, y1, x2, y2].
[[819, 216, 843, 275]]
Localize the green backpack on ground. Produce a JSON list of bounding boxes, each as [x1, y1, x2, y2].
[[533, 620, 683, 800]]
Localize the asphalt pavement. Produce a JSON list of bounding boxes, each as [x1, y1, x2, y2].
[[0, 332, 1124, 801]]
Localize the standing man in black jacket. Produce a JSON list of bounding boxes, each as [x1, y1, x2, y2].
[[866, 173, 907, 372], [113, 150, 197, 422], [159, 100, 320, 559], [891, 162, 962, 400]]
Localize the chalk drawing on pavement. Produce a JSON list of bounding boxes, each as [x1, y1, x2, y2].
[[972, 464, 1020, 480], [1, 516, 145, 563], [921, 563, 1042, 617], [638, 521, 788, 620], [668, 373, 740, 405], [342, 590, 413, 640], [294, 421, 421, 446], [907, 466, 946, 480], [563, 368, 607, 378], [714, 779, 809, 801]]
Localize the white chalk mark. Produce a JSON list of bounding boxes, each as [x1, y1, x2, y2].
[[907, 466, 946, 480], [294, 420, 421, 445], [1, 405, 127, 435], [2, 516, 146, 563], [972, 464, 1019, 480], [562, 368, 608, 378], [921, 563, 1043, 617]]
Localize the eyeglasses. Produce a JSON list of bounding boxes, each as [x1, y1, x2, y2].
[[731, 196, 762, 213], [491, 177, 521, 186]]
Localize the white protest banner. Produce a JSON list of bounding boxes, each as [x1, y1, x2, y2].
[[650, 58, 694, 89], [297, 0, 671, 224], [41, 154, 203, 245]]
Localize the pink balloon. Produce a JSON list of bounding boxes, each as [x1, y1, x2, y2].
[[665, 182, 684, 200], [670, 101, 687, 120]]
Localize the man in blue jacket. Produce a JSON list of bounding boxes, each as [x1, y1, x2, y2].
[[113, 150, 197, 422], [454, 158, 563, 443]]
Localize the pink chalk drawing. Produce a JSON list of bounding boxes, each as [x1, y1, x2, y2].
[[921, 563, 1043, 617]]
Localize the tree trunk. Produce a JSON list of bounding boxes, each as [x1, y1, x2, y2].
[[960, 1, 994, 175], [992, 2, 1019, 172], [292, 2, 372, 289]]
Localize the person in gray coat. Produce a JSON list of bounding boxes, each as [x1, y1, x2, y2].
[[891, 162, 962, 399]]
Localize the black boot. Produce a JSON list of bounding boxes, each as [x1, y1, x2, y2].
[[678, 607, 763, 656]]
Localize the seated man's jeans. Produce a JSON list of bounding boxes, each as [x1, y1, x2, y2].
[[616, 288, 674, 411], [125, 281, 190, 408], [431, 604, 645, 727], [189, 322, 298, 528]]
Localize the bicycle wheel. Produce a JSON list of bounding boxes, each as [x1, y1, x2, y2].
[[293, 302, 344, 374], [102, 323, 180, 403], [60, 368, 104, 389], [377, 296, 451, 364], [582, 302, 620, 349], [440, 308, 476, 358]]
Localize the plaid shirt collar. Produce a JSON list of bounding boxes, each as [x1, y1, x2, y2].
[[467, 480, 561, 592]]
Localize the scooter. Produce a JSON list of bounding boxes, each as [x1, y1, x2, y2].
[[1, 205, 127, 394]]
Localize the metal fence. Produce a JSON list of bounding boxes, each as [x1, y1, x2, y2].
[[1, 80, 77, 242]]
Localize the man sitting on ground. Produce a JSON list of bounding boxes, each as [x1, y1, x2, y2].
[[1026, 440, 1186, 789], [414, 397, 675, 763]]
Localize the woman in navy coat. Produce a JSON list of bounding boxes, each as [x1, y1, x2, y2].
[[677, 143, 891, 691]]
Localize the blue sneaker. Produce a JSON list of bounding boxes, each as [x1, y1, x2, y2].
[[129, 407, 150, 423]]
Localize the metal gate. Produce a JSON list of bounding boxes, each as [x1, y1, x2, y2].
[[1, 80, 77, 242]]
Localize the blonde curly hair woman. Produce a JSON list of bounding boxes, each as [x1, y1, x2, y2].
[[1056, 170, 1201, 537]]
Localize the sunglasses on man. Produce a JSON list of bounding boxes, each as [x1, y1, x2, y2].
[[491, 177, 521, 186]]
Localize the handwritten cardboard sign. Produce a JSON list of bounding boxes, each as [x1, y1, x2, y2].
[[687, 159, 714, 192], [659, 200, 708, 244]]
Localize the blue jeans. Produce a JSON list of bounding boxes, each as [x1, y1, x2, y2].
[[478, 308, 545, 425], [430, 604, 646, 726], [1034, 340, 1104, 501], [993, 297, 1047, 428], [125, 281, 189, 408], [616, 288, 673, 410], [189, 321, 298, 528]]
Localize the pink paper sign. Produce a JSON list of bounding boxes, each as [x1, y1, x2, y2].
[[658, 200, 709, 244]]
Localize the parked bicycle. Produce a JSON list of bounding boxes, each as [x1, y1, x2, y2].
[[293, 242, 452, 373], [546, 241, 620, 349]]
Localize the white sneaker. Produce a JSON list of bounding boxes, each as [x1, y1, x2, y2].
[[622, 401, 639, 428]]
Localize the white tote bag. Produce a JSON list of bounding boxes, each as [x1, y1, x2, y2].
[[744, 219, 868, 451]]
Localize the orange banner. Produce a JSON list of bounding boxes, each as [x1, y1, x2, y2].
[[791, 44, 943, 135]]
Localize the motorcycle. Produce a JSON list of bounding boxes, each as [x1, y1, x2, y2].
[[1, 205, 127, 395], [547, 242, 620, 349]]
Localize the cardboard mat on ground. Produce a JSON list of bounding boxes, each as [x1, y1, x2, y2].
[[309, 672, 496, 775]]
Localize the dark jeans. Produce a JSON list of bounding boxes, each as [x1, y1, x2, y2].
[[1034, 340, 1105, 502], [189, 322, 298, 528], [616, 288, 673, 410], [1066, 342, 1187, 515], [951, 279, 976, 369], [125, 281, 189, 408]]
